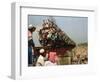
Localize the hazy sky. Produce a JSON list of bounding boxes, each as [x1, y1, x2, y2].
[[28, 15, 88, 46]]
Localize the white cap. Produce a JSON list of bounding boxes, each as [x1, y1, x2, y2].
[[39, 49, 45, 53], [29, 24, 33, 28]]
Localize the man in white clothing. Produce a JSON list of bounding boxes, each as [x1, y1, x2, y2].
[[36, 49, 45, 66]]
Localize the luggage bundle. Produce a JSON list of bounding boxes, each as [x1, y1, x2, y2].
[[38, 17, 76, 48]]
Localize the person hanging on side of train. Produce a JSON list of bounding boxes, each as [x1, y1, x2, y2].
[[28, 24, 36, 66]]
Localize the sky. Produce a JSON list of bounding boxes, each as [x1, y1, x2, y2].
[[28, 15, 88, 46]]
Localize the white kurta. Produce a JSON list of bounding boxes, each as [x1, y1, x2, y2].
[[36, 55, 45, 66]]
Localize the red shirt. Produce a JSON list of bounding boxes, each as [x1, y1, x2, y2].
[[48, 52, 57, 63]]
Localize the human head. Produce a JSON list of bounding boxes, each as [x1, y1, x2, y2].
[[39, 49, 45, 54], [28, 24, 36, 33]]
